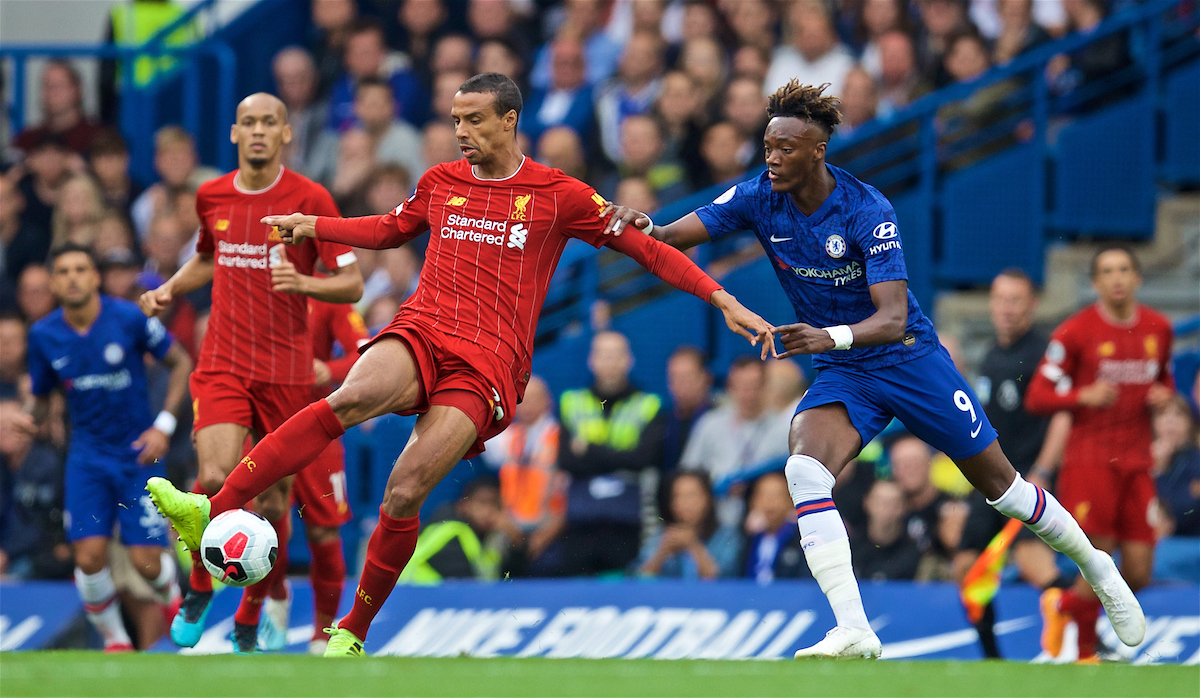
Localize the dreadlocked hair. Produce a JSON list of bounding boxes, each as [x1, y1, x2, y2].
[[766, 80, 843, 139]]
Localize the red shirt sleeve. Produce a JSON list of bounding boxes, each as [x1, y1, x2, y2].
[[559, 178, 613, 248], [1026, 322, 1083, 414], [195, 185, 214, 255], [326, 305, 371, 383], [605, 229, 722, 303], [316, 172, 432, 250]]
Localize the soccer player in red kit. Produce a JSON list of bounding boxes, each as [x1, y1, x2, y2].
[[147, 73, 774, 656], [1026, 245, 1174, 662], [290, 296, 370, 654], [139, 93, 363, 653]]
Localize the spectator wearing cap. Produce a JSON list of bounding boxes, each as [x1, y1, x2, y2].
[[88, 129, 143, 222], [273, 47, 331, 179], [0, 176, 46, 285], [521, 37, 595, 145], [764, 1, 855, 98], [851, 480, 923, 581], [328, 18, 429, 132], [129, 126, 218, 242], [595, 31, 665, 165], [11, 60, 99, 157]]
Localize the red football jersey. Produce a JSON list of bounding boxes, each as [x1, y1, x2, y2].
[[308, 297, 370, 396], [1026, 304, 1174, 472], [195, 168, 356, 385], [316, 157, 721, 394]]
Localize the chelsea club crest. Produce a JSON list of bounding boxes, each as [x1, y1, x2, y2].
[[825, 234, 846, 259]]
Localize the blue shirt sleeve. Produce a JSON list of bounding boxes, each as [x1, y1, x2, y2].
[[25, 330, 55, 397], [138, 313, 174, 361], [694, 180, 758, 241], [849, 199, 908, 286]]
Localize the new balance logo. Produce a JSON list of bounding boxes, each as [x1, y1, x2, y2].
[[507, 223, 528, 250]]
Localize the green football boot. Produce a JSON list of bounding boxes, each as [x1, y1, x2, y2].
[[323, 626, 365, 657], [145, 476, 211, 551]]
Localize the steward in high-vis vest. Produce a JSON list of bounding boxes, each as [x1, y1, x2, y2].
[[399, 479, 510, 584], [556, 331, 665, 576]]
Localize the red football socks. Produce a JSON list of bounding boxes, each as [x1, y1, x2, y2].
[[1060, 588, 1103, 658], [234, 514, 290, 626], [338, 510, 419, 642], [210, 400, 345, 516], [309, 538, 347, 639], [188, 482, 213, 593]]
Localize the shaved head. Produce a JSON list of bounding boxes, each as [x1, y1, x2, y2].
[[237, 92, 289, 123]]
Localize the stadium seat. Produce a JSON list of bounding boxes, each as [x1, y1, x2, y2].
[[1162, 61, 1200, 185]]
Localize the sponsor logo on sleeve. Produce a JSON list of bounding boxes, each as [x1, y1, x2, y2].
[[714, 186, 736, 205], [591, 192, 607, 215], [872, 222, 898, 239]]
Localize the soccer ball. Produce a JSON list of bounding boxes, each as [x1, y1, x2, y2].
[[200, 510, 278, 587]]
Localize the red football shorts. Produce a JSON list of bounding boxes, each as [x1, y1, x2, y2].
[[190, 370, 313, 435], [1057, 463, 1158, 545], [363, 316, 520, 459], [290, 438, 353, 528]]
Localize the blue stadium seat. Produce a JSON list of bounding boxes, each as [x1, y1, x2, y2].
[[890, 191, 934, 312], [612, 290, 710, 397], [938, 145, 1044, 285], [1052, 97, 1156, 237], [1162, 61, 1200, 185]]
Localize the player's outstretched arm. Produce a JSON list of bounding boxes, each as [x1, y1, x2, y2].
[[600, 205, 713, 251], [139, 252, 215, 317], [263, 211, 425, 250], [775, 279, 909, 358], [605, 229, 775, 357]]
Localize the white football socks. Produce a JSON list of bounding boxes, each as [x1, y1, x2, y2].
[[148, 550, 179, 604], [785, 455, 871, 631], [987, 473, 1106, 581], [74, 567, 132, 647]]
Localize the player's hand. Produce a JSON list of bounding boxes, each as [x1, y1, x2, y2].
[[1077, 380, 1118, 408], [711, 290, 776, 359], [313, 359, 332, 386], [1146, 383, 1174, 410], [9, 410, 37, 436], [271, 260, 309, 295], [261, 213, 318, 244], [599, 203, 652, 237], [138, 286, 172, 318], [133, 426, 170, 465], [775, 322, 835, 357]]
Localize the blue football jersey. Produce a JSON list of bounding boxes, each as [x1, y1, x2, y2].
[[28, 296, 174, 458], [695, 165, 939, 371]]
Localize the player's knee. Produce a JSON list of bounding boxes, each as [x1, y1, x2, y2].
[[73, 548, 107, 575], [127, 548, 162, 580], [255, 499, 288, 522], [784, 454, 836, 501], [306, 525, 339, 546], [382, 481, 426, 518], [197, 472, 227, 497]]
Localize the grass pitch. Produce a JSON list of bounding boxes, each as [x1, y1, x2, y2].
[[0, 652, 1196, 697]]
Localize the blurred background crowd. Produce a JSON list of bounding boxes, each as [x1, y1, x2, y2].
[[1, 0, 1196, 593]]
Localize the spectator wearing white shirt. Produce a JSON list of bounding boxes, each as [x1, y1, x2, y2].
[[763, 0, 855, 98]]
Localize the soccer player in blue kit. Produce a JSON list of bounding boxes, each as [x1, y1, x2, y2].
[[602, 80, 1145, 659], [20, 244, 193, 651]]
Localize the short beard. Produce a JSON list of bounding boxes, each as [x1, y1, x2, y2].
[[246, 154, 270, 167]]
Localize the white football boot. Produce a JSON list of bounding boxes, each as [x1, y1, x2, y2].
[[794, 626, 882, 660], [1081, 552, 1145, 647], [259, 587, 292, 651]]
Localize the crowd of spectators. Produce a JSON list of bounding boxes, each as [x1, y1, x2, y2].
[[0, 0, 1181, 587]]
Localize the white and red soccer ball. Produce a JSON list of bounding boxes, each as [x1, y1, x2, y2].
[[200, 510, 278, 587]]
